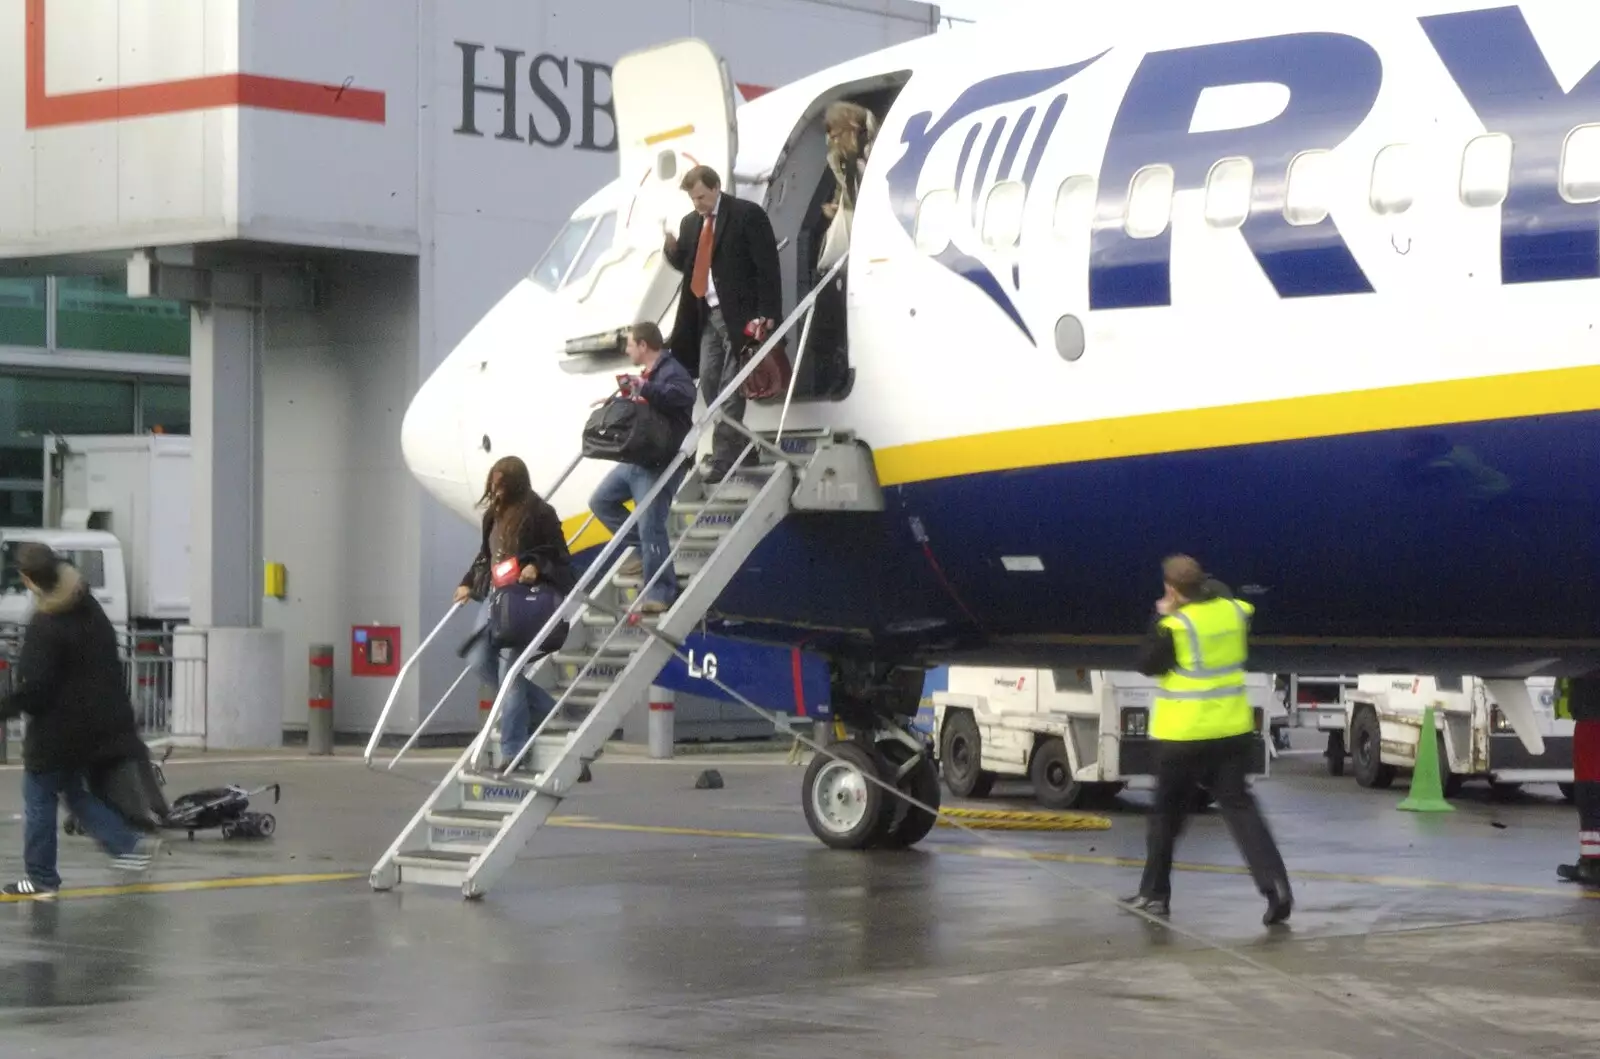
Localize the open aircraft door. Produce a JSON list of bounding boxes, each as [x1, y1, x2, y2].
[[561, 40, 737, 358]]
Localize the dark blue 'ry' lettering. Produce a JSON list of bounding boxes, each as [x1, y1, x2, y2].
[[1089, 32, 1382, 311], [1421, 6, 1600, 285]]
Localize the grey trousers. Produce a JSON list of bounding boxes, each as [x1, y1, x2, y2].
[[697, 307, 746, 469]]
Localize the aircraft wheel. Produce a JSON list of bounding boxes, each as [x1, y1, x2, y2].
[[802, 740, 888, 850], [1352, 708, 1395, 789], [939, 710, 994, 799], [873, 739, 940, 850]]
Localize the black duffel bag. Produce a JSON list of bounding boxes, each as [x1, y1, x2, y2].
[[91, 747, 170, 833], [490, 582, 571, 655], [581, 396, 678, 469]]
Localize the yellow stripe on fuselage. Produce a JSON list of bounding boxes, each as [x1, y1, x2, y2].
[[557, 364, 1600, 549], [874, 364, 1600, 487]]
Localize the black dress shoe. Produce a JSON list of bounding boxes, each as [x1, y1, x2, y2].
[[1263, 881, 1293, 925], [1557, 861, 1600, 886], [1120, 894, 1170, 917]]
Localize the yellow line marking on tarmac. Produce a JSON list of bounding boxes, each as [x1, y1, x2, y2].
[[0, 871, 361, 904], [546, 819, 1600, 900]]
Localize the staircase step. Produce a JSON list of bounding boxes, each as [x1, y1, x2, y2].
[[427, 808, 509, 827], [395, 850, 474, 887], [552, 652, 629, 683]]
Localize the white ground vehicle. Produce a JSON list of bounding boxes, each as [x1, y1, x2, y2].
[[0, 434, 191, 631], [930, 667, 1274, 809], [1339, 674, 1575, 799]]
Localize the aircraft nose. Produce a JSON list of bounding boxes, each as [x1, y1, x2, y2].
[[401, 361, 467, 506]]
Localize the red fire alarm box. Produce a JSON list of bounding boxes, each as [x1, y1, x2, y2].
[[351, 625, 401, 677]]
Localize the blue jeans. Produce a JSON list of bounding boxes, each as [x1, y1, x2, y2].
[[24, 768, 142, 889], [468, 599, 556, 767], [590, 461, 686, 604]]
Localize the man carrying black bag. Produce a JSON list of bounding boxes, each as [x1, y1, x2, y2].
[[0, 544, 161, 899], [585, 322, 697, 614]]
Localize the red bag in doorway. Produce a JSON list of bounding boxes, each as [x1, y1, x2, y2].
[[738, 318, 791, 401]]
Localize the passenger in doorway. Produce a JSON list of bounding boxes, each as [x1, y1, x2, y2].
[[454, 456, 576, 769], [589, 322, 697, 615], [816, 101, 877, 272], [1122, 555, 1294, 926], [664, 164, 782, 485], [0, 544, 161, 899]]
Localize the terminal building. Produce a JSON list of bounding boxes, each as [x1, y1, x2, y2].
[[0, 0, 939, 748]]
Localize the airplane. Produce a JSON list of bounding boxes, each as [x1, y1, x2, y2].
[[400, 1, 1600, 844]]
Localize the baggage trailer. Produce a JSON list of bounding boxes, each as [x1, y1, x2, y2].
[[931, 667, 1274, 810], [1340, 674, 1574, 800]]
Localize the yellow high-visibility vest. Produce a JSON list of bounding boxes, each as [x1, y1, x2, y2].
[[1556, 679, 1572, 721], [1152, 596, 1256, 741]]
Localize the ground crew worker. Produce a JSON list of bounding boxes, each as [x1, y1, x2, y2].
[[1554, 675, 1600, 886], [1122, 555, 1294, 925]]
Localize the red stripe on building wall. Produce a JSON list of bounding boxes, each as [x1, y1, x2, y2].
[[24, 0, 386, 129], [308, 698, 332, 710]]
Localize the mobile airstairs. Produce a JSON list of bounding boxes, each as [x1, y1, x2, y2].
[[365, 258, 882, 899]]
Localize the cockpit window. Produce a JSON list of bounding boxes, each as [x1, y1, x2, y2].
[[565, 212, 617, 289], [529, 216, 598, 291], [528, 211, 619, 292]]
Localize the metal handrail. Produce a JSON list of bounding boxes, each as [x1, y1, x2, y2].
[[363, 600, 466, 765], [473, 253, 850, 775], [362, 453, 591, 766], [501, 431, 767, 774]]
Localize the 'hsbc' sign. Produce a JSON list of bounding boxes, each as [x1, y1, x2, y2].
[[453, 42, 617, 152]]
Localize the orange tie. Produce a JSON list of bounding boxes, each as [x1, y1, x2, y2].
[[690, 215, 714, 299]]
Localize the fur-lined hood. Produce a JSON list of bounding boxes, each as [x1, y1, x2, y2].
[[32, 562, 84, 615]]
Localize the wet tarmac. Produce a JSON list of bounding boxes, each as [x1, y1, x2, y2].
[[0, 742, 1596, 1058]]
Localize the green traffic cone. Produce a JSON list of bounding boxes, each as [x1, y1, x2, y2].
[[1398, 703, 1455, 813]]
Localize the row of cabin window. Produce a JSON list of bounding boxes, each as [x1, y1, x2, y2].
[[913, 126, 1600, 254]]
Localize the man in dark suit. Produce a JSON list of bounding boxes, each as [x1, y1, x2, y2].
[[664, 165, 782, 484]]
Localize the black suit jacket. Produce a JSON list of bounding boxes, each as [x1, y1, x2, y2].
[[665, 193, 782, 379]]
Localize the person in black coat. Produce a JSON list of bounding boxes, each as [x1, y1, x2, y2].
[[453, 456, 575, 768], [663, 164, 782, 484], [0, 544, 161, 898]]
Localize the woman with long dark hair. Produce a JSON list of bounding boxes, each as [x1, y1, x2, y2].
[[816, 101, 876, 272], [454, 456, 575, 768]]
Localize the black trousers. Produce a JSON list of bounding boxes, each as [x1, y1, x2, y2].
[[1138, 733, 1289, 901]]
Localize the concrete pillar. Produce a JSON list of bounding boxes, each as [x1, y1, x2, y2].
[[191, 304, 263, 629], [191, 303, 281, 748]]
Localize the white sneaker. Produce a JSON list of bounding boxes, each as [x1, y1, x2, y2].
[[110, 836, 162, 875], [2, 879, 59, 900]]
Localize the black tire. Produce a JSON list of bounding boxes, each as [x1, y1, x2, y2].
[[1085, 781, 1126, 808], [1030, 736, 1085, 810], [1326, 731, 1347, 777], [1437, 734, 1464, 798], [1352, 708, 1395, 789], [939, 711, 995, 799], [1559, 782, 1576, 803], [874, 740, 941, 850], [256, 813, 276, 837], [802, 739, 889, 850]]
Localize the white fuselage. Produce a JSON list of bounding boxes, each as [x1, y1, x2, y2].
[[404, 2, 1600, 677]]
